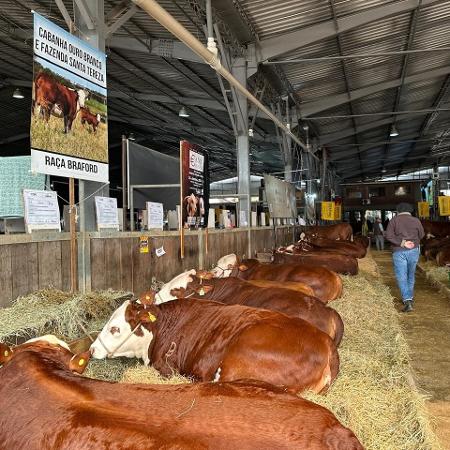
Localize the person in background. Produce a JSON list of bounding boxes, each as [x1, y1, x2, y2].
[[385, 203, 425, 312], [373, 217, 385, 251]]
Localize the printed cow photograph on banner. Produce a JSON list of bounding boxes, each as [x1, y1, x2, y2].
[[31, 13, 108, 182], [180, 140, 210, 229]]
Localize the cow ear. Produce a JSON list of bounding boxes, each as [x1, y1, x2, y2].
[[137, 308, 158, 324], [0, 343, 13, 365], [197, 270, 214, 280], [139, 290, 156, 306], [69, 350, 91, 374], [238, 264, 248, 271], [195, 285, 213, 296]]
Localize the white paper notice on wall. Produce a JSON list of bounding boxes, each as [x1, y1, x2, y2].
[[156, 246, 166, 257], [23, 189, 61, 233], [95, 196, 119, 230], [147, 202, 164, 230]]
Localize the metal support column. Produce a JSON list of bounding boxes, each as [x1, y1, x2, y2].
[[74, 0, 108, 292], [231, 57, 250, 229], [284, 98, 293, 182]]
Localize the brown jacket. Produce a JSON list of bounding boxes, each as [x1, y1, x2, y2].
[[385, 213, 424, 252]]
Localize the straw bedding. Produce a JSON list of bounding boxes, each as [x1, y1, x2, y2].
[[420, 259, 449, 285], [0, 256, 441, 449]]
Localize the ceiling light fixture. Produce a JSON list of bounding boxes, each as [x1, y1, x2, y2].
[[12, 88, 24, 99], [390, 125, 399, 137], [179, 106, 189, 118]]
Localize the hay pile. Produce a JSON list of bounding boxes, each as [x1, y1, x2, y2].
[[0, 289, 132, 345], [420, 259, 449, 285], [304, 269, 440, 450]]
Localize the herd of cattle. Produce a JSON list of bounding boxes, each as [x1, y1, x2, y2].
[[421, 219, 450, 266], [33, 71, 102, 134], [0, 223, 367, 449]]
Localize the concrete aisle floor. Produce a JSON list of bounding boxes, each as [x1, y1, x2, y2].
[[372, 250, 450, 449]]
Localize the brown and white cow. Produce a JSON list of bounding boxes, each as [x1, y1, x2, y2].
[[212, 254, 343, 302], [303, 237, 367, 259], [80, 106, 101, 132], [34, 71, 87, 133], [185, 193, 198, 217], [91, 298, 340, 394], [421, 220, 450, 239], [300, 223, 353, 241], [0, 338, 362, 450], [154, 272, 344, 346], [274, 251, 358, 276]]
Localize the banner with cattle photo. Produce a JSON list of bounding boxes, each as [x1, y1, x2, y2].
[[180, 140, 209, 229], [31, 13, 108, 182]]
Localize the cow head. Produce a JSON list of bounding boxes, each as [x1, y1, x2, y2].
[[90, 300, 157, 365], [156, 269, 197, 304], [212, 254, 248, 278], [77, 89, 88, 109], [185, 193, 198, 217], [96, 113, 101, 123], [0, 335, 91, 374]]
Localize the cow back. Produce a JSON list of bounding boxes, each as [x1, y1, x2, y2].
[[236, 259, 343, 302]]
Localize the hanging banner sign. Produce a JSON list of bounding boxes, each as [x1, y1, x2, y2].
[[321, 201, 335, 221], [417, 201, 430, 218], [438, 196, 450, 216], [180, 141, 210, 229], [23, 189, 61, 233], [334, 203, 342, 221], [31, 13, 108, 182]]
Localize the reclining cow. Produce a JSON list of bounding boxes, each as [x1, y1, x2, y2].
[[299, 223, 353, 241], [152, 269, 344, 346], [300, 236, 367, 259], [34, 71, 87, 133], [91, 297, 339, 394], [274, 248, 359, 275], [0, 337, 362, 450], [212, 254, 343, 302]]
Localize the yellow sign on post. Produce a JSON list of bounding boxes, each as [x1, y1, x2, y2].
[[438, 196, 450, 216], [417, 201, 430, 218], [321, 201, 335, 221], [334, 204, 342, 221]]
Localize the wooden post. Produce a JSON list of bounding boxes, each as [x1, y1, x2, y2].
[[179, 141, 184, 259], [69, 177, 77, 292], [122, 135, 128, 231]]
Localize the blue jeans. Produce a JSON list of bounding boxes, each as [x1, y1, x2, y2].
[[392, 247, 420, 302]]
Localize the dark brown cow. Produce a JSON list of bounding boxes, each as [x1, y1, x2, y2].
[[421, 237, 450, 260], [353, 235, 370, 250], [0, 340, 362, 450], [34, 71, 86, 133], [91, 298, 339, 394], [274, 251, 359, 275], [436, 247, 450, 266], [166, 275, 344, 346], [300, 223, 353, 240], [80, 106, 101, 132], [421, 220, 450, 239], [213, 256, 343, 302], [305, 237, 367, 258]]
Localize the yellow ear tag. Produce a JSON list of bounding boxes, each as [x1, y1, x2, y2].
[[148, 313, 157, 322], [199, 288, 205, 296], [78, 358, 85, 366], [146, 295, 151, 300], [4, 350, 9, 357]]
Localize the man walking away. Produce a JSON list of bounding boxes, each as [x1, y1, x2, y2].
[[373, 217, 385, 251], [385, 203, 425, 312]]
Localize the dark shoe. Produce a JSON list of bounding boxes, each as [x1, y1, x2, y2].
[[402, 301, 413, 313]]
